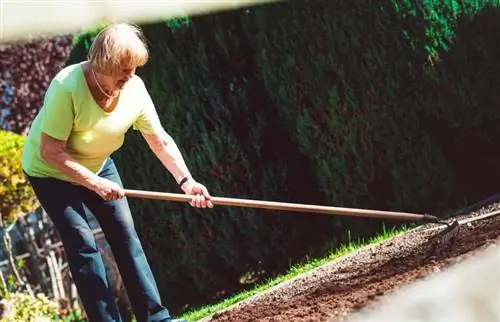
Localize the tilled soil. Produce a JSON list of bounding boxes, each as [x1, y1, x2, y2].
[[200, 200, 500, 322]]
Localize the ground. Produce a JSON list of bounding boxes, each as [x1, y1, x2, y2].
[[199, 197, 500, 322]]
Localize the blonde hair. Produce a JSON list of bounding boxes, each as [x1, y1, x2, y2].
[[88, 23, 149, 75]]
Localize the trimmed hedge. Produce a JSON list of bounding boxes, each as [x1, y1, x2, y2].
[[66, 0, 500, 313]]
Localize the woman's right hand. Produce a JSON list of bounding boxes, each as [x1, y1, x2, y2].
[[92, 177, 125, 200]]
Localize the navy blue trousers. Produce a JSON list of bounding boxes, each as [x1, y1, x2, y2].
[[26, 158, 171, 322]]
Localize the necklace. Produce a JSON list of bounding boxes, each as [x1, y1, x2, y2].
[[91, 67, 119, 99]]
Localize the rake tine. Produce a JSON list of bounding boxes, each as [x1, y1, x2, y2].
[[422, 214, 461, 247]]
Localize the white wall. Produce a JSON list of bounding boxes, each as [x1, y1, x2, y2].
[[0, 0, 277, 43]]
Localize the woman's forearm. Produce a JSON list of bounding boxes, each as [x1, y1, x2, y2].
[[143, 130, 192, 184], [43, 151, 101, 190], [40, 133, 101, 190]]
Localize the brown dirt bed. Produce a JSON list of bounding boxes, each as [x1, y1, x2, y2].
[[199, 199, 500, 322]]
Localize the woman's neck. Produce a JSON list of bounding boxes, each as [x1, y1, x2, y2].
[[88, 63, 119, 99]]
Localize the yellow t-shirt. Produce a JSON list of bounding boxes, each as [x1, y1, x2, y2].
[[22, 62, 163, 182]]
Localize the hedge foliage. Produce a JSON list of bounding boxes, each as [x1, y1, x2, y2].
[[0, 130, 38, 223], [66, 0, 500, 313]]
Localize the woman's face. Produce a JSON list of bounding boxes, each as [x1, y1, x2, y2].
[[97, 65, 137, 93], [114, 67, 136, 90]]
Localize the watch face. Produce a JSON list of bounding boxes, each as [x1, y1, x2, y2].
[[180, 176, 190, 186]]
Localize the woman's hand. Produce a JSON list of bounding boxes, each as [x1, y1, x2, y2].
[[92, 177, 125, 201], [181, 177, 214, 208]]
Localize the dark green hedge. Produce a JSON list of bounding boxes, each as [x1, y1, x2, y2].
[[66, 0, 500, 313]]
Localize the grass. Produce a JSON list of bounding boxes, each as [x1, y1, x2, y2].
[[178, 223, 413, 322]]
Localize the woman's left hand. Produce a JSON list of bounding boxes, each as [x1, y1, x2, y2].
[[181, 178, 214, 208]]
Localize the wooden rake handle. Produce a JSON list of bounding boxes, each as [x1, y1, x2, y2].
[[123, 189, 430, 222]]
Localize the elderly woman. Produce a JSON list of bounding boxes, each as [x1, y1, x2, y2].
[[21, 23, 211, 322]]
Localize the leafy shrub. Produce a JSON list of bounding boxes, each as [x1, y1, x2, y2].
[[0, 292, 84, 322], [0, 130, 38, 223]]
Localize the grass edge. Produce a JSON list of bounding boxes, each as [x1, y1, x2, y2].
[[179, 224, 411, 322]]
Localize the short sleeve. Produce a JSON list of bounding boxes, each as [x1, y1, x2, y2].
[[132, 82, 164, 135], [40, 79, 74, 141]]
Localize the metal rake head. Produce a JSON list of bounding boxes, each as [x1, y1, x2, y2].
[[437, 219, 460, 245], [425, 217, 460, 249]]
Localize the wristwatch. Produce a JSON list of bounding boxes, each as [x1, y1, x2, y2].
[[179, 175, 191, 187]]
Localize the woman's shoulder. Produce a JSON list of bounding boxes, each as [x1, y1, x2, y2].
[[51, 62, 85, 91], [125, 74, 149, 95], [128, 74, 146, 87]]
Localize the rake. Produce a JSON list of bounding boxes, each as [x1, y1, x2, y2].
[[123, 189, 460, 244]]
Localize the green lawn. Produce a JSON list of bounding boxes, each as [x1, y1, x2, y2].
[[179, 224, 412, 322]]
